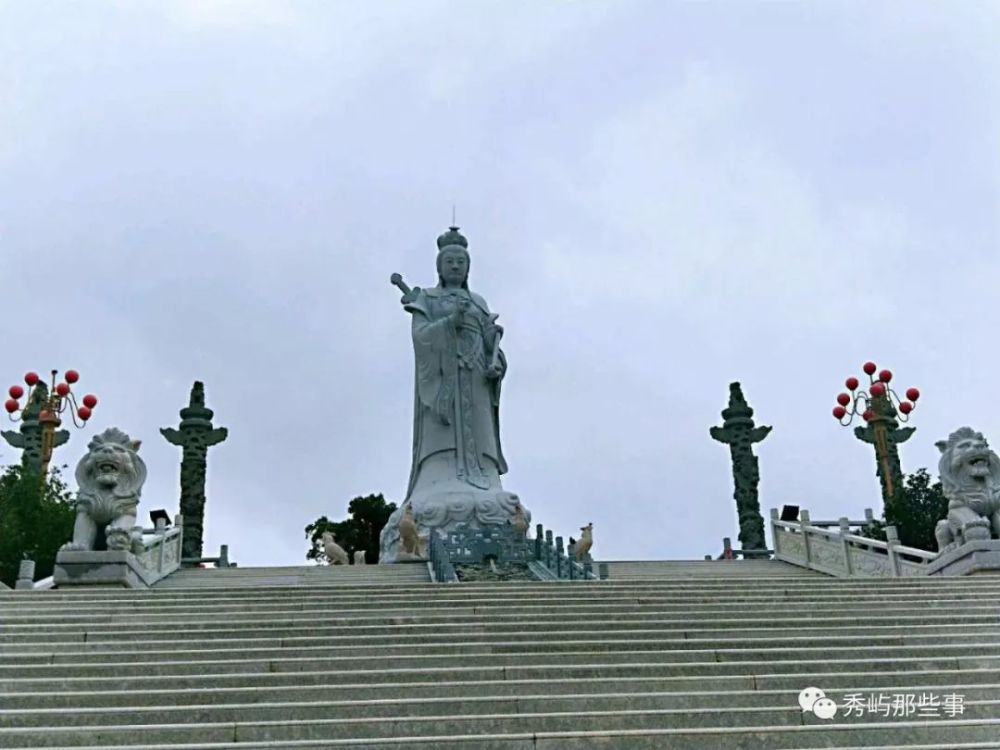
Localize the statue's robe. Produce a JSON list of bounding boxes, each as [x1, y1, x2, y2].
[[405, 286, 507, 498]]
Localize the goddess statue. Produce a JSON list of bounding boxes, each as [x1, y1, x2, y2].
[[380, 226, 529, 561]]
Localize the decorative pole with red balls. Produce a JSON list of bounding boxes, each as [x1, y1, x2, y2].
[[2, 370, 98, 477], [832, 361, 920, 514]]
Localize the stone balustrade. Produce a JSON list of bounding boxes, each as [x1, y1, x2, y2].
[[770, 507, 937, 577]]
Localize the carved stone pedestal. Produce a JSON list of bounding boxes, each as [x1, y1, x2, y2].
[[925, 540, 1000, 576], [55, 550, 155, 588]]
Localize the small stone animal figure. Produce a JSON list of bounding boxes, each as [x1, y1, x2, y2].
[[399, 503, 420, 555], [574, 523, 593, 561], [321, 531, 349, 565], [511, 500, 529, 537], [353, 550, 367, 565]]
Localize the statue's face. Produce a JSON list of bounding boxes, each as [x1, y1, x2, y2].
[[951, 434, 993, 482], [438, 248, 468, 287]]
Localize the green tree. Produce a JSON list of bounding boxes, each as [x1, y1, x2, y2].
[[0, 463, 75, 587], [863, 468, 948, 551], [305, 493, 397, 565]]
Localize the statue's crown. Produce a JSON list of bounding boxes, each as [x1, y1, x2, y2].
[[437, 226, 468, 251]]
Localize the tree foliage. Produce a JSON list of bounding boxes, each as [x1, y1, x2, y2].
[[0, 463, 76, 587], [863, 468, 948, 551], [305, 493, 397, 565]]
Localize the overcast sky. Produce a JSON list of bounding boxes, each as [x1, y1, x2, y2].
[[2, 1, 998, 565]]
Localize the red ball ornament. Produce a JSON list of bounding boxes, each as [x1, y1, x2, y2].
[[906, 387, 920, 401], [82, 394, 98, 409], [24, 372, 39, 386], [55, 382, 70, 397], [899, 401, 913, 414], [833, 406, 847, 419], [862, 409, 874, 421], [836, 393, 851, 406], [8, 385, 24, 399], [863, 361, 877, 375], [4, 399, 18, 413], [845, 377, 859, 390], [879, 369, 892, 383], [64, 370, 79, 384], [77, 406, 92, 421], [870, 383, 886, 397]]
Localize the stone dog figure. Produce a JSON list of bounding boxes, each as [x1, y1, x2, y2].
[[60, 428, 147, 552], [934, 427, 1000, 552]]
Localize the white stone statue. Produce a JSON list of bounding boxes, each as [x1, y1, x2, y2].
[[353, 550, 366, 565], [322, 531, 349, 565], [381, 227, 530, 561], [511, 499, 529, 538], [575, 523, 594, 561], [934, 427, 1000, 552], [60, 428, 147, 552]]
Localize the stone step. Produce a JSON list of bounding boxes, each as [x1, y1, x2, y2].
[[9, 722, 1000, 750], [6, 668, 1000, 709], [5, 597, 998, 624], [6, 621, 998, 650], [5, 655, 1000, 692], [3, 639, 998, 669], [7, 627, 999, 656], [2, 682, 997, 725], [2, 707, 999, 748], [6, 587, 999, 613], [6, 611, 998, 644]]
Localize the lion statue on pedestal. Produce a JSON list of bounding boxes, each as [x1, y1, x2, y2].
[[60, 427, 148, 552], [934, 427, 1000, 552]]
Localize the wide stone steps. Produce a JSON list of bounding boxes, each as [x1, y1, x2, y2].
[[152, 564, 431, 588], [3, 574, 999, 748], [603, 560, 828, 578]]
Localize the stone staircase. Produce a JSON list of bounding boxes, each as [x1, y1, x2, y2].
[[3, 562, 1000, 749]]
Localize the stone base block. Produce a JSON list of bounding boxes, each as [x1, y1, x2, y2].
[[54, 550, 153, 589], [925, 539, 1000, 576]]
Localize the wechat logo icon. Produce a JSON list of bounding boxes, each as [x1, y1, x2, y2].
[[799, 687, 838, 720]]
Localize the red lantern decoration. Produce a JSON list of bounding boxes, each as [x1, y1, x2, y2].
[[862, 409, 874, 421], [845, 377, 859, 390], [863, 362, 877, 375], [879, 369, 892, 383], [4, 399, 18, 413], [899, 401, 913, 415], [82, 394, 98, 409], [55, 382, 70, 397], [906, 388, 920, 402], [64, 370, 79, 384], [870, 383, 886, 397], [8, 385, 24, 399], [836, 393, 851, 406], [77, 406, 92, 421], [833, 406, 847, 419], [24, 372, 39, 386]]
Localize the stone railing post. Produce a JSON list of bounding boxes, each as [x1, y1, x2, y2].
[[545, 530, 554, 568], [839, 517, 854, 575], [769, 508, 781, 556], [535, 524, 543, 561], [555, 536, 564, 578], [15, 559, 35, 590], [864, 508, 875, 524], [799, 509, 812, 566], [155, 516, 168, 534], [704, 555, 712, 560], [885, 524, 901, 577], [598, 562, 608, 580], [219, 544, 230, 568], [567, 541, 576, 579]]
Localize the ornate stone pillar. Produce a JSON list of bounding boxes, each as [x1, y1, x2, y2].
[[160, 382, 227, 560], [710, 382, 772, 558]]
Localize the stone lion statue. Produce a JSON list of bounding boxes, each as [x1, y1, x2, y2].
[[60, 427, 148, 552], [934, 427, 1000, 552]]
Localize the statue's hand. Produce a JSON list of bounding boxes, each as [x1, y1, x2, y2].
[[486, 364, 503, 380]]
